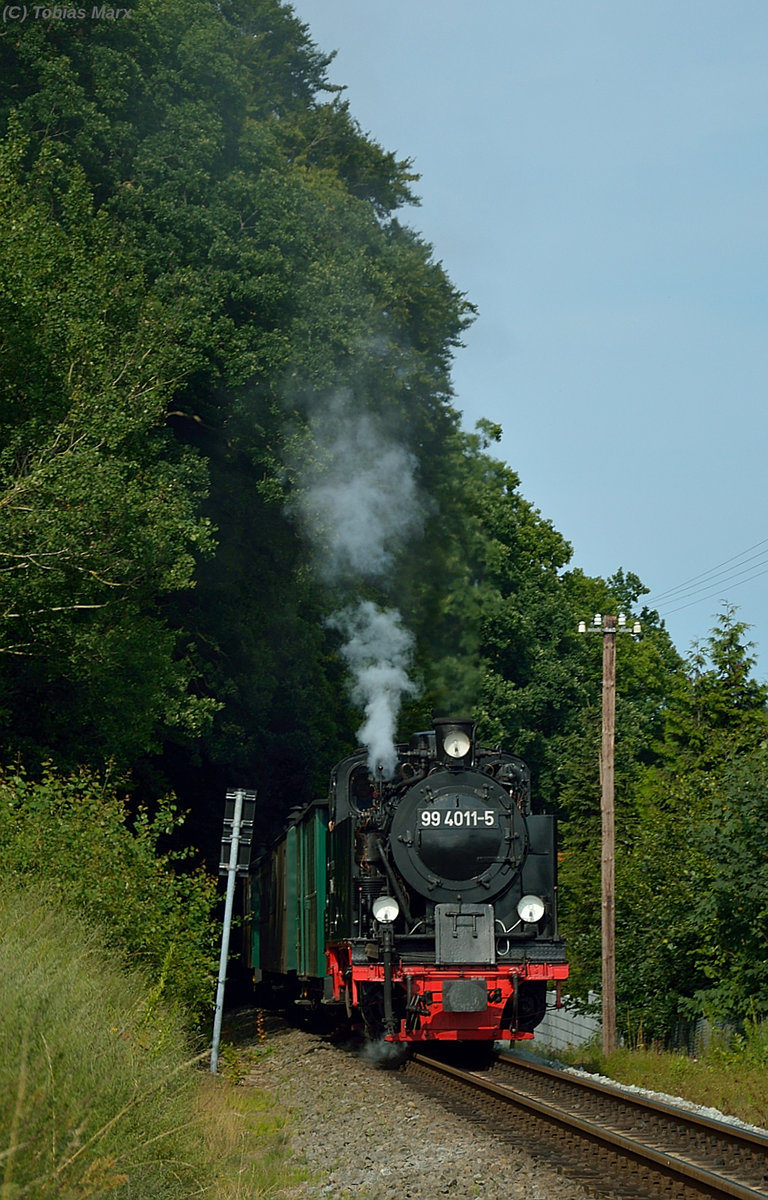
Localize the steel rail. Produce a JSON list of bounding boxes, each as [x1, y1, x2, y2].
[[498, 1052, 768, 1154], [411, 1053, 768, 1200]]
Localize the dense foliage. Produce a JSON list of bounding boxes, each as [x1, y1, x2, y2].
[[1, 0, 766, 1038], [611, 611, 768, 1034], [0, 767, 218, 1018], [0, 131, 215, 767], [0, 0, 474, 810]]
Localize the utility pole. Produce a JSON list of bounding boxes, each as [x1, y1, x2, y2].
[[600, 615, 617, 1055], [578, 612, 640, 1055]]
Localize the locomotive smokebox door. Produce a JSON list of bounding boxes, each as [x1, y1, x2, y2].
[[435, 903, 495, 965]]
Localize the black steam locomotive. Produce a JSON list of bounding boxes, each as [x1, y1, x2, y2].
[[246, 718, 567, 1044]]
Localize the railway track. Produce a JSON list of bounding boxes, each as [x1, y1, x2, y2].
[[406, 1050, 768, 1199]]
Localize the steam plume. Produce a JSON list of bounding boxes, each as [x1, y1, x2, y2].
[[287, 390, 423, 775], [328, 602, 418, 778], [288, 391, 422, 581]]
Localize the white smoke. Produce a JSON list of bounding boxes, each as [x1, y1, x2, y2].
[[287, 390, 423, 775], [288, 391, 423, 581], [328, 602, 419, 778]]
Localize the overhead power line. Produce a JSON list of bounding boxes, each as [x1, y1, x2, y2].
[[662, 563, 768, 615], [646, 536, 768, 615]]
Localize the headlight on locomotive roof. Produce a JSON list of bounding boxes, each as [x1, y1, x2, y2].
[[444, 729, 472, 758], [517, 894, 545, 924], [372, 895, 399, 924]]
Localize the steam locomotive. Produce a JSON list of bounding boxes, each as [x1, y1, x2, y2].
[[246, 718, 568, 1045]]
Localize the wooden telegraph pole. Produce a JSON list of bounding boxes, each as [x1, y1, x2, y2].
[[600, 615, 617, 1055], [578, 612, 640, 1056]]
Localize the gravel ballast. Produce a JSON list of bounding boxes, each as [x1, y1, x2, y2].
[[246, 1022, 591, 1200]]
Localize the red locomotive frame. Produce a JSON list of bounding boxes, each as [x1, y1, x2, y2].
[[326, 942, 568, 1042]]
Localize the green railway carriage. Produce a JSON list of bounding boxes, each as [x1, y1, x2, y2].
[[249, 799, 328, 993]]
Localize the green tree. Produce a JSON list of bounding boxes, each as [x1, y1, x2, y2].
[[0, 0, 472, 809], [0, 131, 215, 767], [663, 606, 768, 769], [691, 746, 768, 1023], [2, 0, 698, 920], [611, 609, 768, 1036]]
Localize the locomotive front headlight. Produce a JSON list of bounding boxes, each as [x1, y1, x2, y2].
[[372, 895, 399, 924], [434, 717, 475, 765], [517, 894, 545, 924], [445, 729, 471, 759]]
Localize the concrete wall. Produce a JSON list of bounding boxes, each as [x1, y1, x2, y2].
[[532, 994, 600, 1052]]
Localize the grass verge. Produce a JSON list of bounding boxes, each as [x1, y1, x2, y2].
[[195, 1071, 305, 1200], [549, 1024, 768, 1130], [0, 883, 302, 1199]]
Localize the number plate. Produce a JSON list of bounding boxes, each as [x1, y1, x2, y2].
[[419, 808, 496, 828]]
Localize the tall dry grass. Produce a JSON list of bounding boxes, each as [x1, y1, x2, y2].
[[0, 884, 301, 1199]]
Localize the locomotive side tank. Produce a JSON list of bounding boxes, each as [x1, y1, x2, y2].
[[249, 718, 568, 1044]]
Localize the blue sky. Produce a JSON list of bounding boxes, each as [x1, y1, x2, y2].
[[291, 0, 768, 677]]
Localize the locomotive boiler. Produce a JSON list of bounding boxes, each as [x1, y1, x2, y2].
[[248, 718, 568, 1045]]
